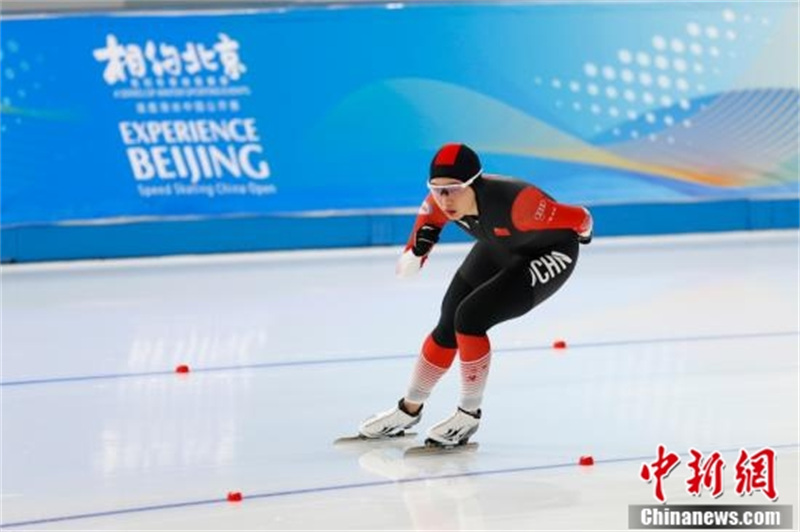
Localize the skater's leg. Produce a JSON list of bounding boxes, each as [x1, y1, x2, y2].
[[428, 239, 580, 444], [403, 273, 472, 410], [358, 244, 504, 439], [454, 238, 580, 412], [453, 259, 536, 413], [423, 264, 533, 445], [403, 243, 505, 410]]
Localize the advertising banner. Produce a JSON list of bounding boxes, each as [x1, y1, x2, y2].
[[1, 2, 797, 228]]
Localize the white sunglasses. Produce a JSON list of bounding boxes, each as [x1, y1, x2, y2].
[[427, 170, 482, 196]]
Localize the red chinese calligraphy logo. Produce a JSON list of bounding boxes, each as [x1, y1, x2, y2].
[[640, 444, 681, 503], [734, 448, 778, 501], [639, 445, 779, 503], [686, 448, 725, 498]]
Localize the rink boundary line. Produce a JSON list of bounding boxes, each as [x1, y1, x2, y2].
[[2, 443, 798, 529], [1, 330, 797, 387], [2, 229, 796, 274]]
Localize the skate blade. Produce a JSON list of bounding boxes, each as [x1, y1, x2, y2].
[[333, 431, 417, 445], [403, 441, 479, 457]]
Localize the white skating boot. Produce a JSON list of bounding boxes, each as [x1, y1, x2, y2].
[[426, 407, 481, 446], [359, 398, 422, 439]]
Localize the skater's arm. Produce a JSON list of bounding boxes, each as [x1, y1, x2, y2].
[[397, 195, 449, 278], [510, 186, 593, 242]]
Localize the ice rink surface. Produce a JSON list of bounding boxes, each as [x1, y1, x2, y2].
[[1, 230, 798, 530]]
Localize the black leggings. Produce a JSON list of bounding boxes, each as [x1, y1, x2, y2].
[[431, 237, 580, 348]]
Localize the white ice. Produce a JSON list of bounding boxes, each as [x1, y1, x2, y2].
[[1, 230, 798, 530]]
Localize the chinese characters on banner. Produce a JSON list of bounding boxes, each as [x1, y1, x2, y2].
[[92, 32, 275, 199], [93, 33, 247, 84], [640, 445, 778, 503]]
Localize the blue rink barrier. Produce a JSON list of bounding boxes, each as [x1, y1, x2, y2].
[[1, 198, 797, 263]]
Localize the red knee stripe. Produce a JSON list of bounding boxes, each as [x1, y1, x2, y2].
[[456, 333, 490, 362], [422, 334, 457, 369]]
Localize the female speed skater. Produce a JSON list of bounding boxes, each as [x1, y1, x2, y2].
[[358, 143, 593, 448]]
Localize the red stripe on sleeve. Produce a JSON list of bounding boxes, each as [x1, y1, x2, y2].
[[511, 186, 591, 234]]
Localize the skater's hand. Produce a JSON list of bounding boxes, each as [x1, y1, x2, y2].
[[398, 224, 441, 278], [396, 250, 424, 278], [577, 207, 593, 245], [412, 224, 441, 257]]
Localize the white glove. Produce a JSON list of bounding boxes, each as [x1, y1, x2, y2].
[[396, 249, 423, 278], [578, 207, 593, 244]]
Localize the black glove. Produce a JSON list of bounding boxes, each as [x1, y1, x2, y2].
[[412, 224, 442, 256]]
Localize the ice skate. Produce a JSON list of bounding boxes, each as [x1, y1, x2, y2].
[[334, 399, 422, 444], [404, 407, 481, 456]]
